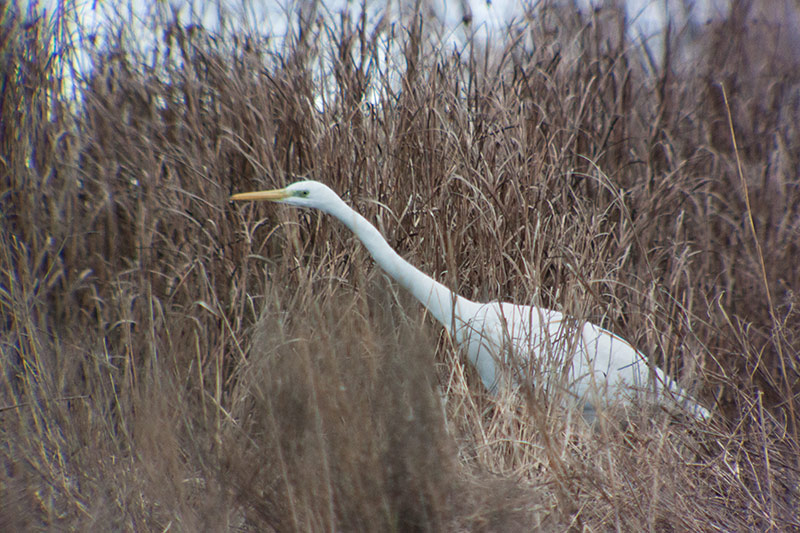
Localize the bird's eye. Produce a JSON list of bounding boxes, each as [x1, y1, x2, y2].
[[299, 190, 310, 197]]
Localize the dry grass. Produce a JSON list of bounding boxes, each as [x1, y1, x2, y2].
[[2, 0, 798, 530]]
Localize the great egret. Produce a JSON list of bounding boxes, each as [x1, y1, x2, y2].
[[231, 180, 710, 420]]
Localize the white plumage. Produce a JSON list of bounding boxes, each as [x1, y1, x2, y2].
[[231, 180, 709, 420]]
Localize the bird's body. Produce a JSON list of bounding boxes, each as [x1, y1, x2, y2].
[[231, 180, 709, 420]]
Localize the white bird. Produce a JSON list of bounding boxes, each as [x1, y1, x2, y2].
[[231, 180, 710, 420]]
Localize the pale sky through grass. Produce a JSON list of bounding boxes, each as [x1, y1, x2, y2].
[[35, 0, 797, 132], [42, 0, 795, 118], [34, 0, 735, 113], [51, 0, 735, 62]]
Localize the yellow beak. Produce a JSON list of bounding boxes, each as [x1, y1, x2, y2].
[[229, 188, 291, 202]]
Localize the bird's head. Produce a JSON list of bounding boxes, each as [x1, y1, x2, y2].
[[230, 180, 343, 213]]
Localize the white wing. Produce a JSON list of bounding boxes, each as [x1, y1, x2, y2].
[[454, 302, 709, 419]]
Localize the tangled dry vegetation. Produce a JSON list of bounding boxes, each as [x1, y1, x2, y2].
[[2, 1, 799, 530]]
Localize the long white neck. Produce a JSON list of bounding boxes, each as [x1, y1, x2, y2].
[[321, 197, 470, 333]]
